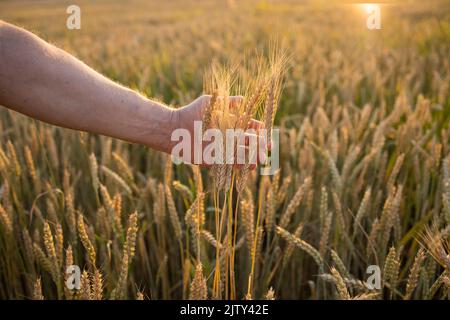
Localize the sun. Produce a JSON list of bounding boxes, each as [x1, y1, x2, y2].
[[360, 3, 380, 14]]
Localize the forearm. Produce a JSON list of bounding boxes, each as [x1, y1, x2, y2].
[[0, 21, 176, 153]]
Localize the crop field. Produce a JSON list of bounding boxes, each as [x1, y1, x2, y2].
[[0, 0, 449, 300]]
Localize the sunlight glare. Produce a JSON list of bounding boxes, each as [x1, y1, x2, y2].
[[360, 3, 379, 14]]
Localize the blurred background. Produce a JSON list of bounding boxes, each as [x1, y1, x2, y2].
[[1, 0, 449, 117], [0, 0, 449, 300]]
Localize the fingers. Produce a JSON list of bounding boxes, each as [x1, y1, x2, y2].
[[247, 119, 272, 151], [229, 95, 244, 110], [236, 131, 267, 166], [200, 94, 269, 171], [209, 95, 243, 108], [248, 119, 263, 130]]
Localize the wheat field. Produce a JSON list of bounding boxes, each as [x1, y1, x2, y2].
[[0, 0, 449, 300]]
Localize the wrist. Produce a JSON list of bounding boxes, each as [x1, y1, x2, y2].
[[133, 97, 179, 155], [165, 107, 181, 155]]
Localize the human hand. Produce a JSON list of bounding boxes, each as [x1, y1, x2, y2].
[[171, 95, 268, 167]]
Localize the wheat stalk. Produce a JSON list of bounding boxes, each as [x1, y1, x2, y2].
[[276, 226, 324, 272], [279, 177, 311, 228], [189, 263, 208, 300], [77, 214, 97, 268], [404, 248, 425, 300], [32, 278, 44, 300], [330, 267, 350, 300]]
